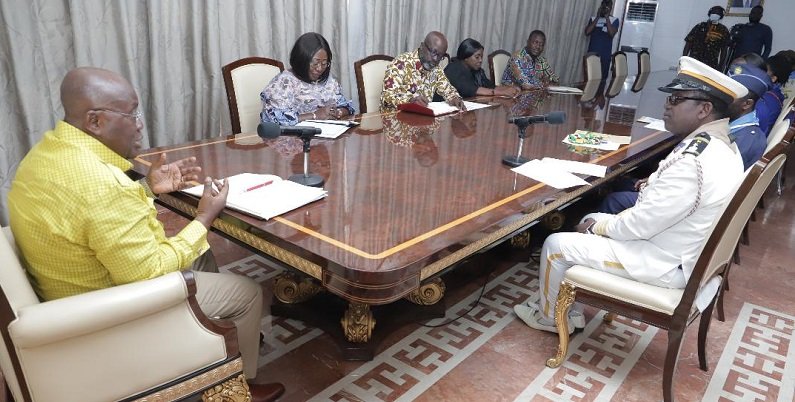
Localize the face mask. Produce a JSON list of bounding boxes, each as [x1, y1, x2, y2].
[[709, 14, 721, 22]]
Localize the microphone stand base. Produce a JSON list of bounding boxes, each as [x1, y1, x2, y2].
[[289, 173, 325, 188], [501, 155, 530, 168]]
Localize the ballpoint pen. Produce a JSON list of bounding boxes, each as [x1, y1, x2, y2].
[[244, 180, 273, 192]]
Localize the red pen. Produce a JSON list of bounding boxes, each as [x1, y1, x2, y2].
[[244, 180, 273, 192]]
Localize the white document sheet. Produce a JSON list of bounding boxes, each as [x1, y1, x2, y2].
[[512, 159, 592, 189], [426, 101, 460, 115], [182, 173, 328, 220], [541, 157, 607, 178], [462, 100, 492, 111], [547, 86, 584, 94], [636, 116, 659, 124], [644, 119, 669, 132], [296, 121, 350, 139]]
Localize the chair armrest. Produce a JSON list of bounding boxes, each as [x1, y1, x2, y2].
[[9, 271, 189, 348]]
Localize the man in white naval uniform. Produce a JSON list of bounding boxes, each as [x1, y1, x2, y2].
[[515, 56, 748, 333]]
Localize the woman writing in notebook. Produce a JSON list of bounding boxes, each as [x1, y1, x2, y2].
[[443, 39, 520, 99], [260, 32, 355, 126]]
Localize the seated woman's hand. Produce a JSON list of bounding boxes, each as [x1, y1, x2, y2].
[[494, 85, 520, 98], [314, 106, 339, 120]]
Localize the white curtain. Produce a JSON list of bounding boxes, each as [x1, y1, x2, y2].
[[0, 0, 598, 224]]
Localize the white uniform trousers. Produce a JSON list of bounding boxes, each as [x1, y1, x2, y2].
[[191, 250, 264, 379], [539, 231, 685, 321]]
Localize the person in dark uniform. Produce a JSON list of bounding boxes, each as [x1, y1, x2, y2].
[[726, 63, 771, 169], [585, 0, 620, 80], [683, 6, 731, 70], [730, 6, 773, 60]]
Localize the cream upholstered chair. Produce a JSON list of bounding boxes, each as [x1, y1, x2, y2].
[[631, 50, 651, 92], [487, 50, 511, 85], [631, 71, 650, 92], [579, 79, 603, 103], [773, 98, 794, 129], [765, 119, 791, 153], [605, 52, 629, 98], [222, 56, 285, 134], [544, 150, 785, 402], [0, 227, 248, 401], [354, 54, 393, 113], [637, 49, 651, 74], [764, 121, 793, 197], [716, 141, 791, 322], [612, 51, 628, 77], [582, 53, 602, 82]]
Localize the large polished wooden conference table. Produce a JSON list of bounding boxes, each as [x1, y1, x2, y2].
[[134, 71, 677, 358]]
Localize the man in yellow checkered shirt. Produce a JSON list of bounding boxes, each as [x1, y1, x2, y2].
[[8, 67, 283, 401]]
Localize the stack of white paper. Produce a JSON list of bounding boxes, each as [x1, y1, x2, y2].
[[426, 102, 460, 115], [511, 160, 591, 189], [547, 86, 584, 94], [296, 121, 351, 139], [462, 100, 491, 111], [541, 157, 607, 178], [182, 173, 327, 220]]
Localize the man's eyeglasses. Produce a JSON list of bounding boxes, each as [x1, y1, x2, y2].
[[309, 60, 330, 69], [92, 108, 143, 123], [666, 95, 711, 106], [422, 42, 447, 62]]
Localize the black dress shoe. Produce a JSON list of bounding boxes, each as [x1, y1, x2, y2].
[[247, 382, 285, 402]]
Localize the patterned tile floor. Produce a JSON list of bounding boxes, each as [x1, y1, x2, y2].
[[203, 162, 795, 402], [4, 163, 793, 402]]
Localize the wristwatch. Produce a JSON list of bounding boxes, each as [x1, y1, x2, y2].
[[585, 222, 596, 235]]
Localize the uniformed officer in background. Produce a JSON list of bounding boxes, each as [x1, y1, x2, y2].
[[515, 56, 748, 333], [726, 63, 772, 170]]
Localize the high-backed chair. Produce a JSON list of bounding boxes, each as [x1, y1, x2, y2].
[[354, 54, 393, 114], [488, 50, 511, 85], [773, 97, 794, 128], [631, 50, 651, 92], [582, 53, 602, 83], [222, 56, 285, 134], [637, 49, 651, 74], [544, 150, 784, 402], [0, 227, 248, 401], [605, 52, 629, 98], [612, 51, 629, 77], [765, 118, 792, 153], [716, 141, 791, 321]]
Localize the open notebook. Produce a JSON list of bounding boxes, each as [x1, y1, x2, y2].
[[182, 173, 328, 220]]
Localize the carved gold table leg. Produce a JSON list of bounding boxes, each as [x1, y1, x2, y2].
[[603, 312, 616, 323], [273, 272, 322, 304], [542, 210, 565, 231], [202, 373, 250, 402], [340, 302, 375, 343], [546, 282, 576, 368], [510, 230, 531, 248], [405, 277, 446, 305]]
